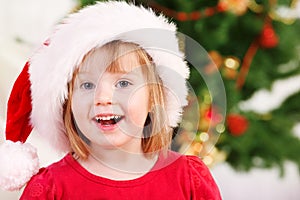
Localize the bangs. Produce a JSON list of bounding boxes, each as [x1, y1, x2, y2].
[[79, 40, 153, 74], [105, 41, 153, 74]]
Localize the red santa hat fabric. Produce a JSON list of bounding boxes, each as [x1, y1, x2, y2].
[[6, 62, 33, 143], [0, 63, 39, 191], [0, 1, 189, 191]]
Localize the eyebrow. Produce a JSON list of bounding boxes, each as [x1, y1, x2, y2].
[[117, 68, 144, 77], [77, 71, 90, 75], [76, 69, 142, 79], [75, 72, 93, 79]]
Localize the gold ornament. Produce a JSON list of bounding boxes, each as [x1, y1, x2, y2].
[[248, 0, 264, 13], [224, 56, 240, 70], [184, 141, 204, 156], [205, 51, 223, 74], [222, 56, 241, 79], [219, 0, 250, 15], [202, 148, 227, 168]]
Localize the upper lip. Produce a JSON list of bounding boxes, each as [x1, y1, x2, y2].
[[93, 114, 124, 122]]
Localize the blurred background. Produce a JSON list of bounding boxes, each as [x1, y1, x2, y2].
[[1, 0, 300, 199]]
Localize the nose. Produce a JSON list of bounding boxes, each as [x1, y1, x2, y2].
[[94, 82, 113, 106]]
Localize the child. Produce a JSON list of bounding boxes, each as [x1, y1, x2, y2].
[[0, 1, 221, 199]]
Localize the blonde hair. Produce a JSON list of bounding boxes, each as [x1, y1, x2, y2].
[[63, 40, 172, 159]]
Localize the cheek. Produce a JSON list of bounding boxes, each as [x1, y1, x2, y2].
[[126, 86, 149, 127], [71, 91, 93, 120]]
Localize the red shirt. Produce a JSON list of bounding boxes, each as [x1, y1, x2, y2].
[[20, 151, 221, 199]]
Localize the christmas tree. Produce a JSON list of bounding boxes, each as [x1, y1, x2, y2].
[[78, 0, 300, 175]]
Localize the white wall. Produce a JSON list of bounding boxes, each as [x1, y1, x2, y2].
[[212, 162, 300, 199], [0, 0, 75, 199]]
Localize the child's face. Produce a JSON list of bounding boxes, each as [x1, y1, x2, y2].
[[71, 48, 150, 152]]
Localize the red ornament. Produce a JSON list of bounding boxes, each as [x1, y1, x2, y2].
[[204, 106, 223, 126], [226, 114, 249, 136], [217, 2, 228, 12], [177, 12, 188, 21], [204, 7, 215, 16], [190, 11, 201, 20], [259, 22, 279, 48]]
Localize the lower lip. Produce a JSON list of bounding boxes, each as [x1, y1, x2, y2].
[[94, 121, 121, 132]]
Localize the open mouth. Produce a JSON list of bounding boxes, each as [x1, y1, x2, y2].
[[94, 115, 124, 126]]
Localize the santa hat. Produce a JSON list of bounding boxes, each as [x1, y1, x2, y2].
[[0, 1, 189, 191]]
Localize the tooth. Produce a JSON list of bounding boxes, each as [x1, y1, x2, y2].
[[95, 115, 122, 121]]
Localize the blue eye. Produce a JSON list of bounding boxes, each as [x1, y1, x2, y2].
[[116, 80, 131, 88], [80, 82, 95, 90]]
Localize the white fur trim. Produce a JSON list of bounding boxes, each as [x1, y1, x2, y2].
[[29, 1, 189, 153], [0, 141, 39, 191]]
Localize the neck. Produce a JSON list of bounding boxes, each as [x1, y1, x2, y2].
[[78, 145, 159, 180]]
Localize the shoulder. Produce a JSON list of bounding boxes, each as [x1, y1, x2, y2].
[[160, 151, 221, 199], [163, 151, 209, 172], [20, 168, 55, 199], [20, 154, 71, 199], [169, 152, 213, 179], [185, 155, 213, 185], [185, 155, 210, 176], [184, 155, 222, 200]]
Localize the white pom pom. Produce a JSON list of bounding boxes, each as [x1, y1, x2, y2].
[[0, 141, 39, 191]]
